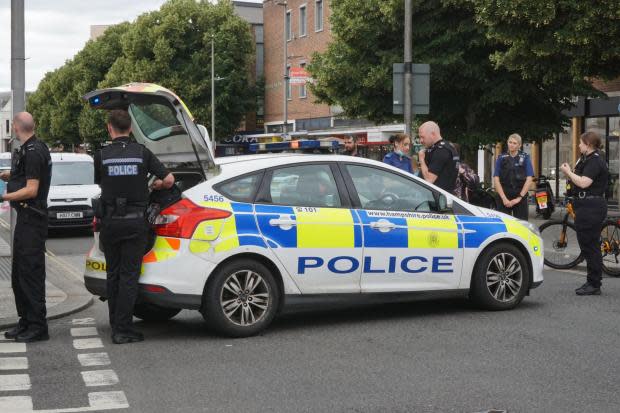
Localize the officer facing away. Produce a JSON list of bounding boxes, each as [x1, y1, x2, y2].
[[417, 121, 459, 193], [95, 110, 174, 344], [0, 112, 52, 343], [493, 133, 534, 220]]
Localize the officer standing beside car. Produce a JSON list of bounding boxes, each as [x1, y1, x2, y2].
[[417, 121, 459, 192], [493, 133, 534, 220], [0, 112, 52, 343], [95, 109, 174, 344], [560, 131, 608, 296]]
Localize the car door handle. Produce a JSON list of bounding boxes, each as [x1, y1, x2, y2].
[[369, 220, 396, 232], [269, 217, 296, 229]]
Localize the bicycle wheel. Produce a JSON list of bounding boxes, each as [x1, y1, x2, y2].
[[540, 220, 583, 269], [601, 220, 620, 277]]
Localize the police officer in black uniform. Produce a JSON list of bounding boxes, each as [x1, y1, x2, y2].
[[95, 110, 174, 344], [0, 112, 52, 343], [493, 133, 534, 220], [418, 121, 458, 192], [560, 131, 608, 296]]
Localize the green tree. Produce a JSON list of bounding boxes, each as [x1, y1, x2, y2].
[[308, 0, 592, 149], [102, 0, 256, 140], [27, 23, 130, 147], [470, 0, 620, 86]]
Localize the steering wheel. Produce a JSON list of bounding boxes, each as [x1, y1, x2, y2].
[[379, 192, 399, 207]]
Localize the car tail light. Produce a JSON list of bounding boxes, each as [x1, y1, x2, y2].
[[142, 284, 168, 294], [152, 198, 231, 239]]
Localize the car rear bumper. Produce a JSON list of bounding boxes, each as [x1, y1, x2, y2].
[[84, 275, 201, 310]]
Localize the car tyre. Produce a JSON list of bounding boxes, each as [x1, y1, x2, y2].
[[202, 259, 280, 338], [471, 243, 530, 310], [133, 302, 181, 321]]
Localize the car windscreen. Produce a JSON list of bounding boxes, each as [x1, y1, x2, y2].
[[51, 162, 94, 186]]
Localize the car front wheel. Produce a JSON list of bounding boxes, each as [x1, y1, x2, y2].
[[471, 243, 530, 310], [202, 259, 280, 337]]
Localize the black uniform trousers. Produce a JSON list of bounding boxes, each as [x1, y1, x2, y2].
[[498, 193, 529, 221], [100, 217, 148, 334], [574, 198, 607, 288], [12, 207, 48, 332]]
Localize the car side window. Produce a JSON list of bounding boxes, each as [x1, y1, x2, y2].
[[346, 164, 436, 212], [269, 164, 342, 207], [216, 173, 262, 203]]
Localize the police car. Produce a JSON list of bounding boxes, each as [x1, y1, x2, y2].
[[83, 84, 543, 337]]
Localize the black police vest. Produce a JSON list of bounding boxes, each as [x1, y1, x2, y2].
[[98, 140, 149, 205], [426, 140, 459, 191], [7, 136, 52, 209], [499, 152, 527, 195], [573, 151, 608, 196]]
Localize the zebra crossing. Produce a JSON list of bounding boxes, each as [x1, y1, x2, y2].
[[0, 318, 128, 412]]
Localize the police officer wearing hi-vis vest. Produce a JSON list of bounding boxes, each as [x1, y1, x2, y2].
[[0, 112, 51, 343], [94, 110, 174, 344], [493, 133, 534, 221], [560, 131, 608, 296]]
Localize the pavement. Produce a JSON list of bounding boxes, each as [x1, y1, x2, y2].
[[0, 216, 93, 330]]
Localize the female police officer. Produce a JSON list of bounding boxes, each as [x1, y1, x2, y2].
[[560, 131, 608, 296], [493, 133, 534, 220]]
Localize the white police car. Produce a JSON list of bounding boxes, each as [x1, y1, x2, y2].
[[83, 84, 543, 337]]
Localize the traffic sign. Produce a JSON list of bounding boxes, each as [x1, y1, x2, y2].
[[393, 63, 430, 115]]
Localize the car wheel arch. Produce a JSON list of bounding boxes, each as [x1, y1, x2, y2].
[[202, 252, 286, 314], [470, 238, 533, 294]]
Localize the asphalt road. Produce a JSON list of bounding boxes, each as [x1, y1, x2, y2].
[[4, 232, 620, 412]]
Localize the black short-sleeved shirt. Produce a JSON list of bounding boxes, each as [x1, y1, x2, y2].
[[425, 140, 457, 192], [94, 136, 169, 204], [7, 135, 52, 205], [575, 150, 608, 196]]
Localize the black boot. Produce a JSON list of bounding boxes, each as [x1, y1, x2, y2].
[[4, 325, 28, 340], [576, 283, 601, 296]]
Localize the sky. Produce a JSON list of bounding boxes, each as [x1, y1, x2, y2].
[[0, 0, 261, 92]]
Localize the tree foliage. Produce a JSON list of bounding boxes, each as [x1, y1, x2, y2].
[[27, 0, 256, 148], [308, 0, 597, 148], [470, 0, 620, 86]]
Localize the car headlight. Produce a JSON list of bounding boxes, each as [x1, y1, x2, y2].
[[521, 220, 540, 237]]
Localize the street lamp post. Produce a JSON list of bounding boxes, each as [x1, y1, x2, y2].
[[211, 35, 215, 142], [276, 1, 288, 134]]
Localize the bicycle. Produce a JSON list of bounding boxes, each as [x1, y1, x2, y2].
[[539, 197, 620, 276]]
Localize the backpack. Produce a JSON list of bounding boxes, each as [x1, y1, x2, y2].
[[454, 162, 480, 201]]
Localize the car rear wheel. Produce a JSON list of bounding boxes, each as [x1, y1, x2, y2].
[[202, 259, 280, 338], [133, 303, 181, 321], [471, 243, 530, 310]]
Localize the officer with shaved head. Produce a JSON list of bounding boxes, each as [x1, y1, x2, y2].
[[417, 121, 459, 193], [0, 112, 52, 343]]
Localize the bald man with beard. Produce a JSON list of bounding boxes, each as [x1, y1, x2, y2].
[[0, 112, 52, 343]]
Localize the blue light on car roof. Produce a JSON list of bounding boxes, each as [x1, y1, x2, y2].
[[91, 96, 100, 105]]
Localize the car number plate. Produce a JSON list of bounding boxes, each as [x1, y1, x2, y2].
[[57, 212, 83, 219]]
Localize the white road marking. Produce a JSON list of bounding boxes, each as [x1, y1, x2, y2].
[[0, 373, 31, 391], [72, 318, 96, 325], [73, 339, 103, 350], [77, 353, 111, 367], [88, 391, 129, 410], [70, 327, 98, 337], [0, 356, 28, 370], [0, 342, 27, 353], [81, 370, 119, 387], [0, 395, 33, 411]]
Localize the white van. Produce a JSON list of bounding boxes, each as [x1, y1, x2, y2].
[[48, 152, 100, 228]]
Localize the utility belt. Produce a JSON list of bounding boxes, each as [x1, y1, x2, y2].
[[94, 197, 147, 219], [575, 191, 604, 200], [12, 199, 48, 216]]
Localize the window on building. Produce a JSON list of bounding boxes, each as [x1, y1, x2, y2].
[[256, 43, 264, 77], [286, 65, 292, 100], [315, 0, 323, 32], [299, 5, 307, 37], [286, 11, 292, 41], [299, 63, 307, 98]]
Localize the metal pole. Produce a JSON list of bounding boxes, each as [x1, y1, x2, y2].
[[404, 0, 412, 140], [211, 35, 215, 142], [282, 2, 288, 134]]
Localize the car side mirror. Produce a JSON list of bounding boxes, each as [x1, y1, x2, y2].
[[438, 193, 453, 213]]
